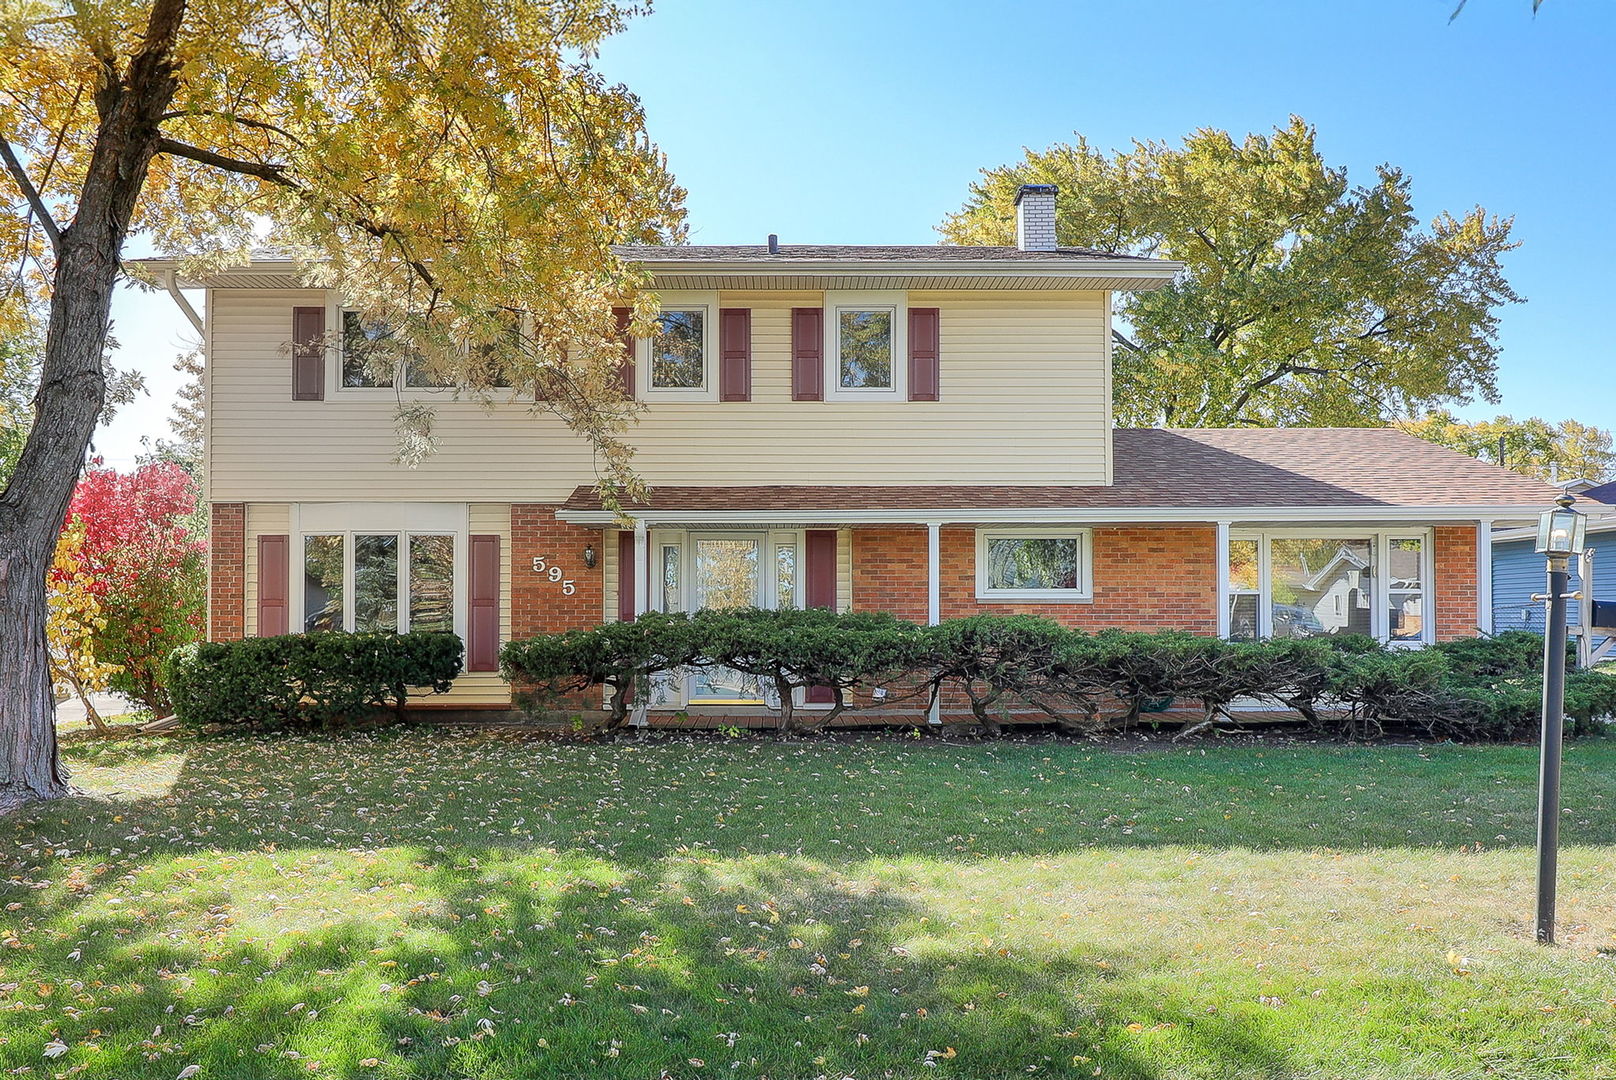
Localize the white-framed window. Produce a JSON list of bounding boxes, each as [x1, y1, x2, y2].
[[975, 527, 1092, 602], [636, 291, 719, 400], [823, 291, 907, 400], [1227, 529, 1432, 646], [292, 503, 468, 638], [332, 302, 518, 395]]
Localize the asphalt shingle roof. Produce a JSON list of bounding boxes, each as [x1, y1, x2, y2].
[[611, 244, 1151, 263], [561, 428, 1562, 513]]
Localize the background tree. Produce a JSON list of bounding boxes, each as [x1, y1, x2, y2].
[[46, 519, 121, 733], [1398, 411, 1615, 484], [1, 0, 685, 808], [940, 118, 1520, 428], [66, 461, 207, 714]]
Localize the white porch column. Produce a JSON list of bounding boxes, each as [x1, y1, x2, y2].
[[1214, 521, 1232, 638], [927, 521, 941, 725], [1476, 519, 1493, 635], [632, 519, 649, 618]]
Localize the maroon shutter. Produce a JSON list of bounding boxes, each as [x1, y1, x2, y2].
[[791, 307, 823, 401], [908, 307, 940, 402], [613, 306, 635, 399], [257, 535, 289, 636], [804, 529, 837, 703], [291, 306, 326, 401], [468, 535, 500, 671], [617, 530, 637, 622], [719, 308, 752, 401]]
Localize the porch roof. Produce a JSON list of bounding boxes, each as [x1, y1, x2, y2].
[[558, 428, 1576, 526]]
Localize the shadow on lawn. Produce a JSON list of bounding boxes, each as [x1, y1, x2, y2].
[[7, 729, 1613, 1077], [6, 840, 1299, 1080]]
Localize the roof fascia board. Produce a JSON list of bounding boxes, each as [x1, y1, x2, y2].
[[559, 504, 1561, 527]]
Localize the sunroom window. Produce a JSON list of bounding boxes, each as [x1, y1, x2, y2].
[[1226, 532, 1430, 645]]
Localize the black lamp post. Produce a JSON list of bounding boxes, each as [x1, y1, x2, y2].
[[1534, 492, 1587, 945]]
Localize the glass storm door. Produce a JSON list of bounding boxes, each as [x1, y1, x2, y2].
[[688, 536, 767, 704]]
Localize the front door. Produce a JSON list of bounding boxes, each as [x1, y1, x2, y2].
[[689, 536, 767, 704], [647, 530, 803, 708]]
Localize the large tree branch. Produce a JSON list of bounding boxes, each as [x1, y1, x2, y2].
[[154, 138, 441, 293], [0, 140, 62, 257]]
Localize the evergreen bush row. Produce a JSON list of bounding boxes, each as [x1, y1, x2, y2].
[[500, 610, 1616, 740]]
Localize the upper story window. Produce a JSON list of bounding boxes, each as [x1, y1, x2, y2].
[[823, 292, 907, 400], [651, 308, 706, 389], [636, 292, 718, 400], [838, 308, 894, 389], [340, 309, 512, 392]]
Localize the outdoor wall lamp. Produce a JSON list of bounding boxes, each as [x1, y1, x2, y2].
[[583, 543, 598, 570], [1532, 491, 1586, 946]]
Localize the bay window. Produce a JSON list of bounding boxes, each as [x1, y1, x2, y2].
[[1226, 531, 1431, 645]]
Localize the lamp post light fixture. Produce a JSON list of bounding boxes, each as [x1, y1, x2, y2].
[[1533, 492, 1587, 945]]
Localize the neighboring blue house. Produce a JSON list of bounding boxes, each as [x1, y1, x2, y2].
[[1492, 480, 1616, 651]]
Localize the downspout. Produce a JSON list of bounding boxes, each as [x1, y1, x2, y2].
[[162, 270, 204, 336]]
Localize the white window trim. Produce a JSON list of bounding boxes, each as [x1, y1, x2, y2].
[[325, 298, 520, 398], [1227, 528, 1434, 647], [823, 290, 907, 401], [636, 291, 720, 401], [975, 527, 1093, 603], [290, 503, 469, 639]]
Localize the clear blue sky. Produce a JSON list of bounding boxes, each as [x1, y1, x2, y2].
[[100, 0, 1613, 466]]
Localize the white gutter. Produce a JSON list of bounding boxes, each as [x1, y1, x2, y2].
[[559, 504, 1564, 527]]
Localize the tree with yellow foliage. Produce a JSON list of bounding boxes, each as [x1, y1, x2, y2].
[[0, 0, 686, 808], [47, 519, 121, 734]]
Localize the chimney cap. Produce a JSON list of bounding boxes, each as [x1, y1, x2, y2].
[[1014, 184, 1059, 205]]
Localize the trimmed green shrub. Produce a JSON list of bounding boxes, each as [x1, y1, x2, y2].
[[500, 610, 706, 732], [165, 631, 462, 728], [499, 612, 1616, 742]]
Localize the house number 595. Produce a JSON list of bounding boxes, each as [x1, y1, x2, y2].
[[531, 556, 575, 595]]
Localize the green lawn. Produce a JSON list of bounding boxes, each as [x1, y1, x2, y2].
[[5, 730, 1616, 1079]]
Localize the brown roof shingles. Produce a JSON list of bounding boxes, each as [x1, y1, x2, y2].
[[560, 428, 1563, 514], [611, 244, 1152, 263]]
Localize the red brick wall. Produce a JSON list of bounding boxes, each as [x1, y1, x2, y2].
[[1433, 524, 1479, 642], [209, 502, 245, 642], [510, 505, 606, 638], [851, 525, 1219, 633]]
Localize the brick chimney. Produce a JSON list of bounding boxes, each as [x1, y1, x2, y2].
[[1014, 184, 1058, 251]]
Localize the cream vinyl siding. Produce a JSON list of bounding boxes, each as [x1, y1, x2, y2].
[[208, 289, 1110, 502], [243, 503, 290, 638]]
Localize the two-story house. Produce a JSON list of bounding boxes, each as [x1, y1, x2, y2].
[[145, 184, 1564, 720]]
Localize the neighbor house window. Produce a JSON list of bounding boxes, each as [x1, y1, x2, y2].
[[975, 528, 1092, 601], [1226, 531, 1430, 645], [298, 522, 463, 636]]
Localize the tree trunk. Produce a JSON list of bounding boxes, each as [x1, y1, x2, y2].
[[0, 0, 188, 812]]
